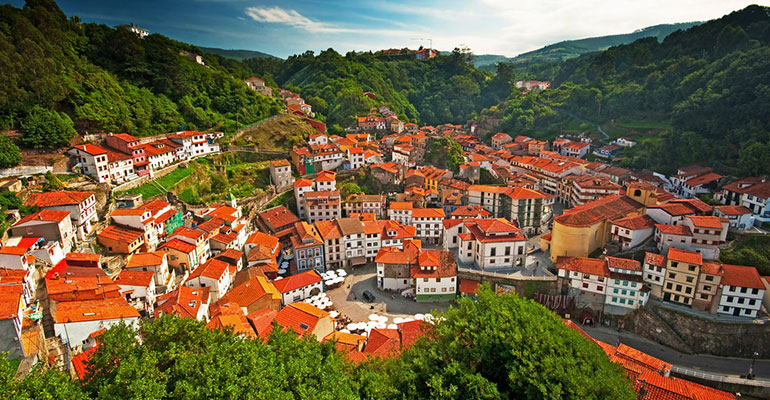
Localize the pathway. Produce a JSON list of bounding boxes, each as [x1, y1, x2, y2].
[[581, 324, 770, 380], [541, 102, 610, 143]]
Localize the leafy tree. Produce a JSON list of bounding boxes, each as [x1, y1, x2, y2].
[[0, 355, 88, 399], [42, 171, 65, 191], [20, 106, 76, 149], [339, 182, 364, 198], [384, 286, 636, 400], [0, 136, 21, 168]]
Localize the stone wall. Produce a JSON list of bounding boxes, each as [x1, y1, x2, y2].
[[625, 305, 770, 358]]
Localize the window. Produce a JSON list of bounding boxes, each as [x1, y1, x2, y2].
[[686, 276, 694, 283], [668, 272, 675, 279], [705, 275, 714, 282], [582, 283, 589, 289], [688, 265, 696, 272], [685, 287, 692, 294]]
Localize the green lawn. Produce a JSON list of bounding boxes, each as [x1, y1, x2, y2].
[[117, 166, 193, 199], [615, 118, 673, 131]]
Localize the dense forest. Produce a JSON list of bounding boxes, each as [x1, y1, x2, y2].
[[244, 49, 515, 130], [485, 5, 770, 176], [1, 288, 635, 399], [0, 0, 282, 147]]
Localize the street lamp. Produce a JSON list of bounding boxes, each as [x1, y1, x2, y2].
[[748, 351, 759, 380]]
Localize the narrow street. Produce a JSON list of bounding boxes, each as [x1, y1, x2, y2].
[[581, 324, 770, 380]]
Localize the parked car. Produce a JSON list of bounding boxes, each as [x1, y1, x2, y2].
[[362, 290, 376, 302]]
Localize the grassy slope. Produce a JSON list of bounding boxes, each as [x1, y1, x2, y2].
[[233, 114, 311, 151]]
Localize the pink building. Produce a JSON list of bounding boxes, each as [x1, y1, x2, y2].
[[106, 133, 149, 177]]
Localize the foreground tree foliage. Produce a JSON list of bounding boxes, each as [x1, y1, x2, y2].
[[0, 135, 21, 168], [0, 289, 634, 399]]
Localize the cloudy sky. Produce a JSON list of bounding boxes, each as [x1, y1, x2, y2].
[[9, 0, 770, 58]]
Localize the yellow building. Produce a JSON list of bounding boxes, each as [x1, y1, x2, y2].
[[625, 181, 670, 207], [547, 195, 644, 261], [662, 248, 702, 306]]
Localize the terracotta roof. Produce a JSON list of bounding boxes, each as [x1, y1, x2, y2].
[[714, 205, 752, 216], [324, 331, 366, 348], [651, 203, 695, 216], [294, 178, 313, 188], [375, 245, 419, 265], [655, 224, 692, 236], [273, 302, 329, 336], [154, 286, 209, 319], [686, 216, 725, 229], [411, 208, 445, 218], [667, 248, 702, 265], [0, 285, 23, 320], [605, 256, 642, 272], [700, 261, 723, 276], [0, 246, 28, 256], [668, 198, 713, 214], [389, 201, 413, 210], [272, 270, 322, 294], [364, 328, 401, 357], [98, 225, 144, 242], [14, 209, 71, 226], [451, 205, 491, 218], [187, 259, 231, 281], [160, 238, 196, 253], [612, 214, 655, 230], [684, 172, 721, 187], [71, 345, 98, 380], [411, 250, 456, 278], [126, 251, 165, 268], [459, 279, 481, 295], [115, 270, 155, 287], [207, 313, 256, 338], [555, 195, 642, 227], [71, 144, 107, 156], [54, 297, 139, 323], [170, 226, 204, 241], [258, 206, 300, 231], [556, 257, 609, 277], [218, 276, 280, 307], [25, 191, 92, 207], [644, 252, 666, 267], [719, 264, 764, 289], [270, 159, 291, 167], [398, 320, 430, 348]]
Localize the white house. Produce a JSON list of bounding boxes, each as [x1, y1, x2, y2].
[[714, 205, 754, 230], [556, 257, 609, 295], [67, 144, 110, 183], [610, 214, 655, 250], [347, 147, 365, 170], [375, 243, 419, 291], [642, 252, 667, 298], [183, 259, 233, 302], [413, 250, 457, 302], [455, 218, 528, 269], [24, 191, 98, 241], [53, 297, 140, 348], [115, 270, 157, 314], [613, 137, 637, 147], [125, 251, 173, 290], [717, 264, 765, 318], [272, 270, 323, 305]]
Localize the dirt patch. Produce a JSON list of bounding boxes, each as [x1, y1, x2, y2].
[[232, 114, 311, 151]]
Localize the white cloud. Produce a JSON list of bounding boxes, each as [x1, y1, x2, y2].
[[245, 6, 418, 36]]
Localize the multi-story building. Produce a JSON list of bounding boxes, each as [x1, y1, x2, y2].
[[346, 147, 365, 170], [304, 191, 342, 223], [609, 214, 655, 251], [413, 250, 457, 302], [67, 144, 110, 183], [268, 159, 294, 191], [375, 241, 419, 291], [111, 208, 160, 251], [411, 208, 445, 245], [715, 178, 770, 226], [343, 193, 386, 218], [556, 257, 609, 296], [502, 187, 547, 235], [167, 130, 221, 159], [491, 133, 513, 150], [168, 226, 210, 264], [272, 270, 323, 305], [294, 171, 337, 221], [24, 191, 97, 241], [10, 210, 74, 250], [314, 219, 344, 270], [654, 215, 728, 260], [546, 195, 645, 261], [662, 248, 702, 307], [290, 222, 325, 274], [693, 261, 723, 312], [456, 218, 528, 269], [184, 259, 234, 302], [642, 252, 667, 298], [716, 264, 765, 318], [105, 133, 149, 177], [564, 174, 622, 207], [713, 205, 754, 230]]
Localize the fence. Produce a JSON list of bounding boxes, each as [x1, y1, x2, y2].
[[671, 366, 770, 388], [457, 267, 556, 281]]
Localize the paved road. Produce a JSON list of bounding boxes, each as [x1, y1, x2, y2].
[[326, 263, 450, 324], [581, 325, 770, 380]]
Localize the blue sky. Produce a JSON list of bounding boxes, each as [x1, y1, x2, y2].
[[7, 0, 770, 58]]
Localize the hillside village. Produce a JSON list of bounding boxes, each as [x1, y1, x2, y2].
[[2, 83, 770, 400]]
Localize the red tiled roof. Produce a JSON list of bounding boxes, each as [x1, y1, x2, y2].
[[364, 328, 401, 357], [160, 239, 196, 253], [556, 257, 609, 277], [644, 252, 666, 267], [71, 345, 98, 380], [273, 302, 329, 336], [605, 256, 642, 272], [170, 226, 204, 241], [714, 205, 752, 216], [667, 248, 702, 265], [54, 297, 139, 323], [398, 320, 430, 348], [613, 214, 655, 230], [97, 225, 144, 242], [655, 224, 692, 236], [25, 191, 92, 207], [616, 343, 672, 374], [652, 203, 696, 216], [686, 216, 725, 229], [13, 210, 71, 226], [258, 206, 299, 230], [154, 286, 209, 319], [555, 195, 642, 227], [459, 279, 480, 294], [0, 246, 28, 255], [187, 259, 230, 281], [71, 144, 107, 156], [0, 285, 23, 320], [411, 250, 456, 279], [115, 270, 154, 287], [272, 270, 322, 294], [719, 264, 764, 289]]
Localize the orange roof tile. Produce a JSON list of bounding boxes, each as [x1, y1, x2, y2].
[[655, 224, 692, 236], [686, 216, 725, 229], [613, 214, 655, 230], [644, 252, 666, 267], [605, 256, 642, 272], [364, 328, 401, 357], [187, 259, 230, 281], [54, 297, 139, 323], [160, 238, 196, 253], [273, 302, 328, 336], [126, 251, 165, 268], [667, 248, 702, 265], [720, 264, 764, 289], [272, 270, 322, 294], [714, 205, 752, 216], [25, 191, 92, 207], [555, 195, 642, 227], [13, 209, 71, 226], [556, 257, 609, 277], [115, 270, 154, 287]]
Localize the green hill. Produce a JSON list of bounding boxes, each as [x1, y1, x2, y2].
[[199, 46, 279, 61], [0, 0, 282, 153], [510, 22, 702, 65], [483, 5, 770, 176]]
